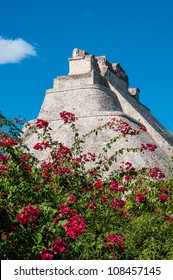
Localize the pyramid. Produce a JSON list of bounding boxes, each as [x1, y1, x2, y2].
[[23, 48, 173, 175]]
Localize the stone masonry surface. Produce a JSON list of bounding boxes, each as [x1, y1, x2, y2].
[[23, 48, 173, 176]]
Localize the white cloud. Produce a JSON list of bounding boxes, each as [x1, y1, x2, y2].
[[0, 37, 37, 64]]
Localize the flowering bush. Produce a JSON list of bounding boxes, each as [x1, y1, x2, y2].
[[16, 205, 40, 225], [0, 111, 173, 260]]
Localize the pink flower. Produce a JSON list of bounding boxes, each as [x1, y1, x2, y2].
[[109, 119, 133, 135], [33, 142, 50, 150], [118, 185, 126, 192], [68, 194, 77, 204], [108, 180, 119, 192], [164, 214, 173, 221], [124, 175, 131, 181], [2, 234, 8, 240], [59, 207, 70, 215], [140, 143, 157, 152], [105, 234, 125, 250], [108, 118, 139, 135], [125, 162, 132, 169], [0, 165, 9, 171], [86, 201, 97, 212], [16, 205, 39, 224], [158, 194, 168, 202], [118, 210, 128, 216], [53, 167, 73, 176], [60, 203, 68, 208], [55, 146, 72, 158], [100, 195, 108, 203], [8, 225, 19, 232], [54, 215, 61, 224], [35, 119, 49, 129], [52, 238, 67, 254], [148, 167, 165, 181], [82, 153, 96, 162], [0, 138, 18, 147], [38, 248, 54, 260], [63, 214, 87, 239], [93, 179, 103, 189], [134, 193, 147, 203], [60, 111, 78, 124], [140, 126, 147, 132], [0, 154, 9, 162], [110, 198, 125, 210]]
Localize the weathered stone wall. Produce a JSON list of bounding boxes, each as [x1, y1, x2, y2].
[[23, 48, 173, 175], [107, 80, 173, 158], [23, 114, 171, 175], [38, 84, 122, 120]]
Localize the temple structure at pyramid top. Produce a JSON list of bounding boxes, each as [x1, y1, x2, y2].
[[24, 48, 173, 175]]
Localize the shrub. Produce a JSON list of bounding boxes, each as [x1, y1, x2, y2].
[[0, 111, 173, 260]]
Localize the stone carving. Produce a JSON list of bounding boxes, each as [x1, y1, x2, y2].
[[72, 48, 88, 58], [112, 63, 128, 83], [128, 88, 140, 100], [95, 56, 108, 75]]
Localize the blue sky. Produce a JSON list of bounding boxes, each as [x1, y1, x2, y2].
[[0, 0, 173, 131]]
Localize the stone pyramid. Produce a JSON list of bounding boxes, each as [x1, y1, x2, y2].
[[24, 48, 173, 175]]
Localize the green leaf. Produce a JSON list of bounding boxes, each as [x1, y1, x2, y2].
[[58, 220, 67, 227], [35, 233, 42, 244]]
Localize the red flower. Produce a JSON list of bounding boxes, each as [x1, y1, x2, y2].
[[38, 248, 54, 260], [118, 210, 128, 216], [0, 165, 9, 171], [158, 194, 168, 202], [82, 152, 96, 162], [125, 162, 132, 169], [8, 225, 19, 232], [110, 198, 125, 210], [164, 214, 173, 221], [53, 167, 73, 176], [140, 143, 157, 152], [35, 119, 49, 129], [60, 203, 68, 208], [60, 111, 78, 124], [54, 215, 61, 224], [52, 238, 67, 254], [0, 138, 18, 147], [86, 201, 97, 212], [105, 234, 125, 250], [100, 195, 108, 203], [118, 185, 126, 192], [57, 146, 72, 157], [63, 214, 87, 239], [14, 116, 24, 125], [33, 142, 50, 150], [148, 167, 165, 181], [2, 235, 8, 240], [134, 193, 147, 203], [108, 180, 119, 192], [124, 175, 131, 181], [59, 207, 71, 215], [68, 194, 77, 204], [140, 126, 147, 132], [0, 154, 9, 162], [59, 146, 72, 155], [93, 179, 103, 189], [109, 119, 136, 135], [16, 205, 39, 224]]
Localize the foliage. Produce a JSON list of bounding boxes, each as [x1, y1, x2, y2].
[[0, 111, 173, 260]]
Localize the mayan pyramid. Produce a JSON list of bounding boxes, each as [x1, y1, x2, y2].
[[23, 48, 173, 175]]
